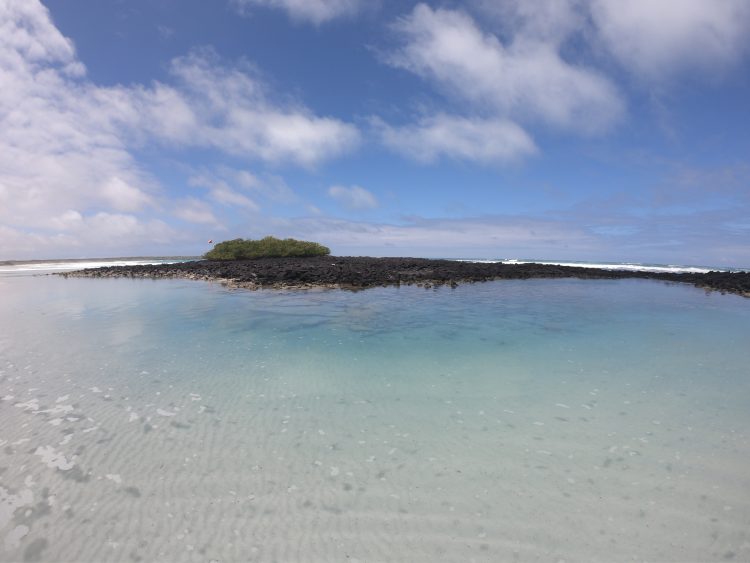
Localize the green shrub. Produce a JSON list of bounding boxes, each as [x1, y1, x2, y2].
[[204, 236, 330, 260]]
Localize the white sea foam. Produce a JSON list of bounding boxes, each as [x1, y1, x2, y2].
[[455, 258, 744, 274], [0, 258, 192, 276]]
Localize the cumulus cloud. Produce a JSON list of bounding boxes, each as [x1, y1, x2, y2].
[[231, 0, 366, 25], [328, 185, 378, 210], [0, 0, 84, 75], [0, 212, 179, 258], [0, 0, 357, 257], [589, 0, 750, 79], [379, 3, 623, 164], [476, 0, 750, 80], [190, 166, 299, 208], [473, 0, 584, 44], [381, 2, 750, 164], [151, 50, 360, 165], [189, 174, 260, 212], [376, 114, 536, 164], [387, 4, 623, 133], [0, 0, 157, 235], [101, 177, 154, 212], [173, 198, 223, 227]]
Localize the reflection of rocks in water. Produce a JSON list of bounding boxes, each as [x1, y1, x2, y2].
[[170, 421, 190, 429]]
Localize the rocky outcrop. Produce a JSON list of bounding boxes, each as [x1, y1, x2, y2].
[[59, 256, 750, 296]]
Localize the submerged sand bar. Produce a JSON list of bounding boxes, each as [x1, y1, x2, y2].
[[60, 256, 750, 296]]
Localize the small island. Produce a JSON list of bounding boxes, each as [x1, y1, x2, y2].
[[58, 237, 750, 297], [203, 236, 331, 260]]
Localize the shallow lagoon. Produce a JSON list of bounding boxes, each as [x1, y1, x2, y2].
[[1, 275, 749, 561]]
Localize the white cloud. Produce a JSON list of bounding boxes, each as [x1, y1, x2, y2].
[[0, 1, 158, 232], [0, 0, 84, 75], [153, 50, 360, 166], [387, 4, 623, 133], [82, 212, 174, 244], [475, 0, 750, 80], [381, 2, 750, 165], [328, 185, 378, 210], [0, 212, 179, 259], [101, 177, 153, 212], [231, 0, 366, 25], [472, 0, 585, 45], [0, 1, 357, 257], [589, 0, 750, 79], [376, 114, 536, 164], [191, 166, 299, 207], [189, 174, 260, 212], [173, 198, 223, 227], [270, 214, 599, 258]]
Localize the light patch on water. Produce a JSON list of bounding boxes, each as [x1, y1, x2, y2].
[[34, 445, 75, 471], [14, 398, 39, 411], [105, 474, 122, 485], [40, 404, 74, 416], [156, 409, 176, 417], [3, 524, 29, 550]]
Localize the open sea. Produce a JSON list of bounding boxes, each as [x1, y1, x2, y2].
[[1, 260, 749, 562]]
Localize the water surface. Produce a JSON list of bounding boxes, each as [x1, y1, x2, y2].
[[1, 275, 748, 561]]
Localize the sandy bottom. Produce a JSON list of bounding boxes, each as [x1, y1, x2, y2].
[[1, 276, 749, 562]]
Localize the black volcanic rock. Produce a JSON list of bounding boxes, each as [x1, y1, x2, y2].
[[59, 256, 750, 297]]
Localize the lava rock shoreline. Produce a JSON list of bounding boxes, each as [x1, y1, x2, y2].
[[58, 256, 750, 296]]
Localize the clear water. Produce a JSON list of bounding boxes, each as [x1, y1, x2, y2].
[[1, 274, 749, 562]]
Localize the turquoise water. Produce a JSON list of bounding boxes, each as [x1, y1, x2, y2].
[[1, 274, 749, 561]]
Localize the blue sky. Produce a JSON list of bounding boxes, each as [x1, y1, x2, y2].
[[1, 0, 749, 265]]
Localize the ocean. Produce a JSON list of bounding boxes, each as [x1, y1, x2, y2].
[[1, 260, 749, 561]]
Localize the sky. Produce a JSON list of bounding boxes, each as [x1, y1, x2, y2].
[[1, 0, 749, 265]]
